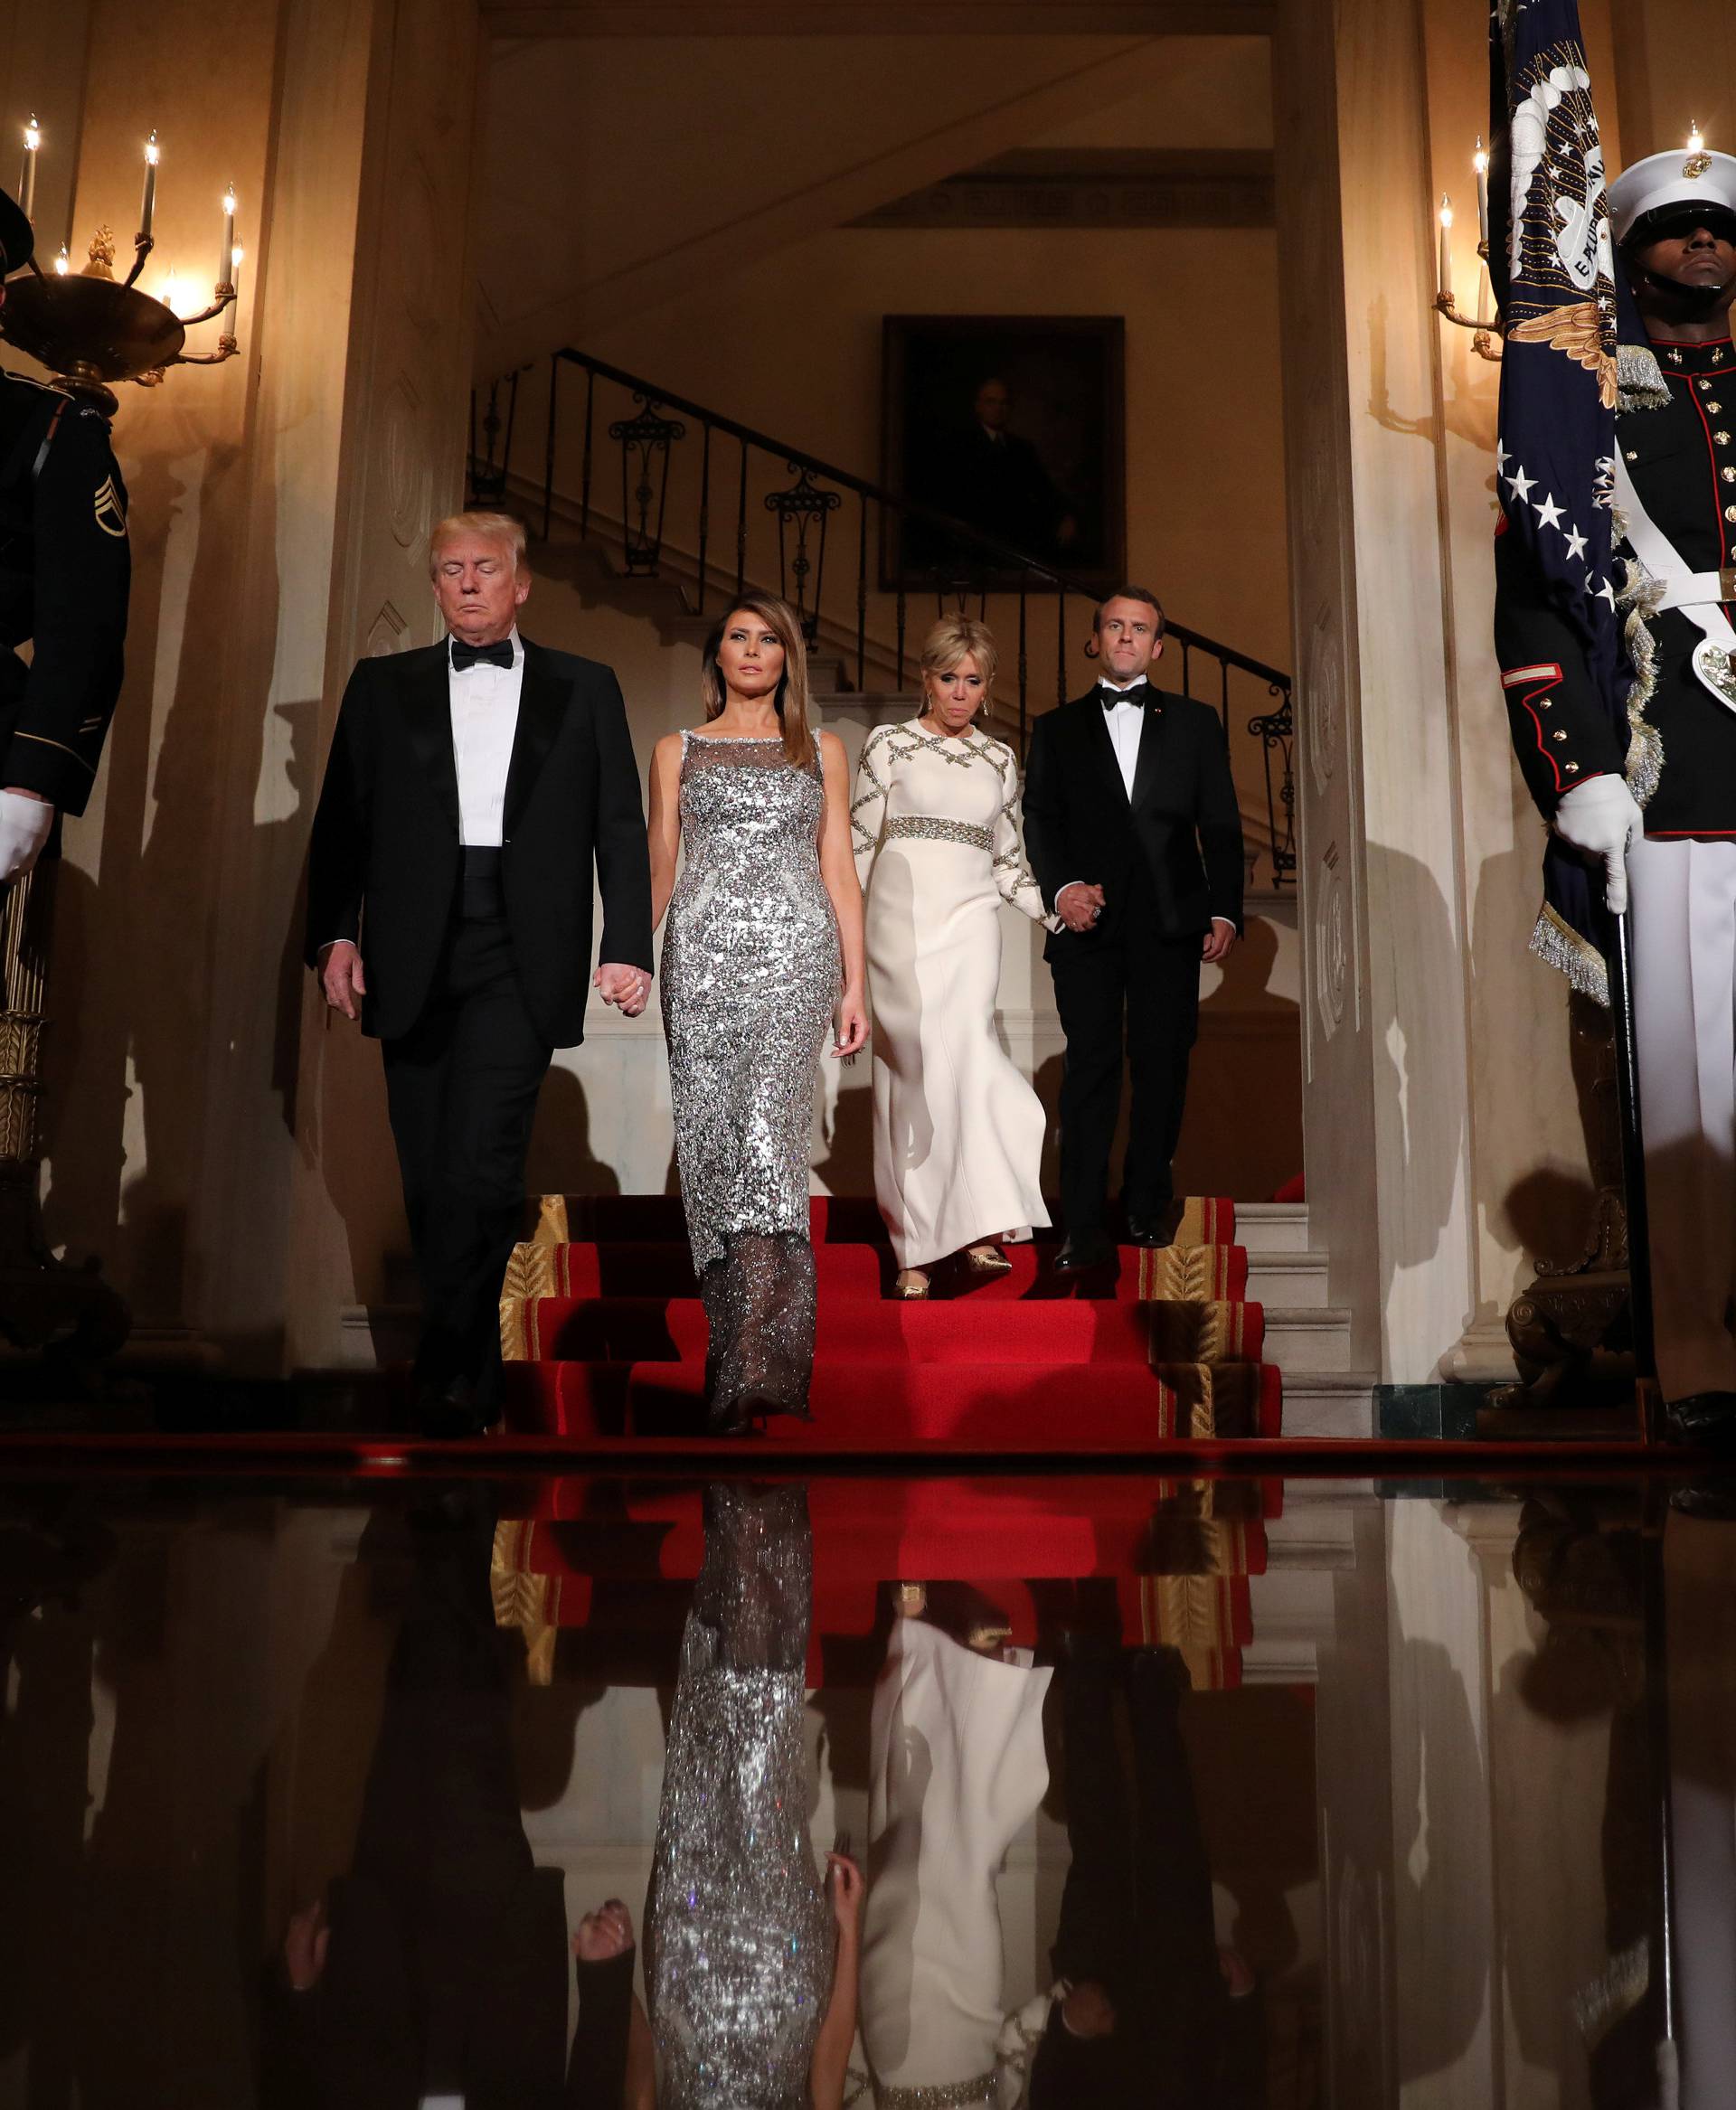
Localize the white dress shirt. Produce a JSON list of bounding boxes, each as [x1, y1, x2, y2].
[[1099, 677, 1147, 799], [448, 627, 524, 847]]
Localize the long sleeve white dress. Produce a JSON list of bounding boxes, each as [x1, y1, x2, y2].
[[858, 1617, 1055, 2106], [851, 722, 1057, 1272]]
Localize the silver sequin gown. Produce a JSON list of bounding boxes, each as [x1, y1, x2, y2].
[[661, 730, 840, 1420], [646, 1483, 835, 2107]]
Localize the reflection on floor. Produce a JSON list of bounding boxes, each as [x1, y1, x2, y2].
[[0, 1462, 1729, 2107]]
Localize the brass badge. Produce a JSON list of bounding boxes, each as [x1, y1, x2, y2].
[[1693, 638, 1736, 712], [93, 475, 127, 539]]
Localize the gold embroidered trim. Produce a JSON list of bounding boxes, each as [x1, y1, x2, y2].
[[883, 814, 992, 852], [1618, 597, 1664, 808], [1530, 900, 1609, 1006], [12, 732, 94, 773]]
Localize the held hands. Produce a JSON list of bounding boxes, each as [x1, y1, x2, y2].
[[1055, 881, 1105, 933], [1552, 777, 1644, 914], [833, 987, 869, 1060], [572, 1898, 637, 1963], [0, 787, 53, 884], [595, 963, 651, 1017], [282, 1898, 331, 1992], [319, 940, 367, 1021]]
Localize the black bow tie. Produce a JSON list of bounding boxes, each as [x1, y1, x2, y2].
[[1100, 680, 1150, 708], [450, 637, 514, 674]]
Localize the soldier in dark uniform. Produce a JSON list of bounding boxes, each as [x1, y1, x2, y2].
[[1495, 147, 1736, 1438], [0, 184, 130, 883]]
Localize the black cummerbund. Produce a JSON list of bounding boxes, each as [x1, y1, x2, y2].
[[458, 844, 506, 920]]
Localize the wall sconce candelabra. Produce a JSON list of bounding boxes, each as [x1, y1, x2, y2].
[[0, 118, 244, 414], [1434, 137, 1503, 363]]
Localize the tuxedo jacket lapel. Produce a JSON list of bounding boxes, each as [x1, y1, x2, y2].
[[504, 642, 566, 838], [1082, 698, 1130, 811], [398, 645, 459, 834], [1128, 700, 1165, 812]]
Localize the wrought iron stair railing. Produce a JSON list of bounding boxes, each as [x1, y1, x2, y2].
[[471, 353, 1295, 888]]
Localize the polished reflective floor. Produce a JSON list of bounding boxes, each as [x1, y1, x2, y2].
[[0, 1463, 1727, 2108]]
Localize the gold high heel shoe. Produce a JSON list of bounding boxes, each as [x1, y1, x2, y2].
[[893, 1268, 931, 1300], [963, 1241, 1014, 1277], [893, 1582, 928, 1618]]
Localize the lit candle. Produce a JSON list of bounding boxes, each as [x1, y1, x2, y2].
[[1438, 195, 1455, 304], [229, 241, 243, 307], [222, 186, 235, 287], [1473, 137, 1490, 250], [52, 242, 68, 276], [19, 115, 40, 222], [139, 130, 159, 242], [1689, 122, 1705, 155]]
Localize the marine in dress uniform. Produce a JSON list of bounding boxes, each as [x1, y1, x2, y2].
[[0, 186, 129, 882], [1495, 147, 1736, 1436]]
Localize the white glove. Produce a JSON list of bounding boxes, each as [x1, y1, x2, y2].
[[1552, 776, 1644, 915], [0, 789, 53, 884]]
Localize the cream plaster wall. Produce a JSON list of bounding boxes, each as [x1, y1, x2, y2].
[[474, 33, 1262, 367], [3, 0, 480, 1371]]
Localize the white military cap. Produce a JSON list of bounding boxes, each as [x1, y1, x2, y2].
[[1608, 146, 1736, 245]]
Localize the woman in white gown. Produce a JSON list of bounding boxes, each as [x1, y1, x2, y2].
[[851, 618, 1058, 1297], [858, 1593, 1055, 2107]]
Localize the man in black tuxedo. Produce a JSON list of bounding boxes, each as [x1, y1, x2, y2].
[[268, 1490, 643, 2107], [306, 512, 653, 1434], [1023, 587, 1242, 1271]]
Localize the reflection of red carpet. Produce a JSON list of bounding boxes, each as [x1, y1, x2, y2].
[[499, 1196, 1282, 1454], [491, 1475, 1273, 1690]]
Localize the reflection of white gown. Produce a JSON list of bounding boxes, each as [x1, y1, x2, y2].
[[859, 1618, 1054, 2106], [851, 723, 1056, 1271]]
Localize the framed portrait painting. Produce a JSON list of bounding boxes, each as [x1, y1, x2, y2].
[[880, 314, 1126, 591]]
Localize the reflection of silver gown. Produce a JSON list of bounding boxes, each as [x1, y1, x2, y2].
[[646, 1484, 833, 2107], [661, 732, 840, 1418]]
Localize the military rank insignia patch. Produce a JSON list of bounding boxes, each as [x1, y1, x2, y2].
[[93, 474, 127, 539]]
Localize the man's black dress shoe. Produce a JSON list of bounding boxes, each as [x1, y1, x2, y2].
[[1052, 1233, 1117, 1274], [1663, 1392, 1736, 1450], [415, 1374, 493, 1440], [1125, 1200, 1185, 1248]]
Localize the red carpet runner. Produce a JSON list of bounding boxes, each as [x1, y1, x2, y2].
[[492, 1474, 1274, 1691], [499, 1194, 1284, 1454]]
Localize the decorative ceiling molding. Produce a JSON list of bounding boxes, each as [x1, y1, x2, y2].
[[484, 3, 1273, 34], [850, 148, 1275, 229]]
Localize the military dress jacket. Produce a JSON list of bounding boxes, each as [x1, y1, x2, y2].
[[0, 370, 130, 814], [1495, 333, 1736, 837]]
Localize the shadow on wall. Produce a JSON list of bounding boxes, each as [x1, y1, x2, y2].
[[1470, 811, 1619, 1284], [1363, 844, 1467, 1333], [1027, 916, 1302, 1208], [524, 1064, 623, 1200]]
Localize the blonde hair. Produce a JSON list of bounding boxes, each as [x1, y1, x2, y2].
[[700, 597, 815, 768], [428, 510, 529, 579], [920, 615, 997, 706]]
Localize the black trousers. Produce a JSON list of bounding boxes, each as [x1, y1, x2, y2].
[[1044, 1648, 1222, 2105], [382, 905, 550, 1407], [1051, 897, 1201, 1236]]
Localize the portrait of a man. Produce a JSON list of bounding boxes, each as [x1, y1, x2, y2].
[[882, 316, 1125, 589]]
